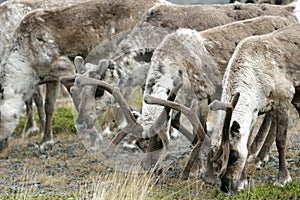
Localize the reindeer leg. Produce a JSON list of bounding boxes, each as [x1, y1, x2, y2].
[[255, 117, 277, 169], [198, 98, 209, 132], [23, 96, 38, 137], [33, 86, 45, 135], [145, 95, 209, 180], [39, 81, 59, 150], [142, 109, 174, 171], [181, 134, 202, 180], [274, 109, 292, 186], [171, 112, 195, 143], [102, 131, 128, 158], [248, 112, 272, 162]]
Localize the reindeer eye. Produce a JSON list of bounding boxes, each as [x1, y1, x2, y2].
[[95, 87, 104, 98], [70, 87, 75, 95]]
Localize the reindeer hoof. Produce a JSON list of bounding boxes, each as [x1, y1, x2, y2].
[[39, 140, 54, 152], [0, 137, 8, 152], [274, 176, 292, 187]]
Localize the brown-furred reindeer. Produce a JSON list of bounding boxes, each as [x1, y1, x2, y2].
[[67, 1, 298, 141], [0, 0, 92, 145], [111, 1, 297, 92], [0, 0, 158, 152], [209, 23, 300, 193], [71, 15, 297, 184]]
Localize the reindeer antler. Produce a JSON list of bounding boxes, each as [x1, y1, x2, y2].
[[75, 70, 184, 158], [75, 74, 143, 134], [144, 94, 209, 180], [146, 70, 184, 136], [144, 97, 207, 142], [211, 92, 240, 178]]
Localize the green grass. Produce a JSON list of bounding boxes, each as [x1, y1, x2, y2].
[[149, 179, 300, 200], [4, 175, 299, 200], [12, 106, 77, 137], [52, 107, 77, 134], [7, 92, 300, 199]]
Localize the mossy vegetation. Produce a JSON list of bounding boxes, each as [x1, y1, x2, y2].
[[52, 107, 76, 134], [149, 179, 300, 200], [12, 106, 77, 137]]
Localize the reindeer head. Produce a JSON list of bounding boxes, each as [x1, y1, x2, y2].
[[0, 80, 22, 140], [68, 56, 118, 133], [210, 93, 250, 193]]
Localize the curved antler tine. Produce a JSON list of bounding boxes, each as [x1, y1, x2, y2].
[[59, 75, 76, 84], [74, 56, 85, 74], [75, 74, 142, 132], [97, 59, 110, 77], [145, 95, 210, 180], [218, 92, 240, 178], [147, 70, 184, 135], [144, 96, 207, 142], [209, 100, 231, 111]]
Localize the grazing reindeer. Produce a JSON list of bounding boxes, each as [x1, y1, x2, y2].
[[69, 2, 298, 140], [112, 1, 296, 91], [141, 15, 296, 181], [70, 15, 296, 182], [0, 0, 158, 152], [85, 1, 298, 92], [209, 23, 300, 193], [0, 0, 94, 143], [139, 15, 296, 181]]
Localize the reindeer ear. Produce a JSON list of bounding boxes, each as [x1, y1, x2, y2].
[[231, 121, 240, 133], [74, 56, 85, 73], [97, 59, 110, 75]]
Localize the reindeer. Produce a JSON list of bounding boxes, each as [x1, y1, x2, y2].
[[71, 15, 297, 183], [111, 1, 296, 92], [0, 0, 95, 143], [66, 2, 298, 139], [0, 0, 159, 152], [208, 23, 300, 193]]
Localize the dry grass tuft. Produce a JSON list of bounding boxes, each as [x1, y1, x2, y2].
[[78, 167, 158, 200]]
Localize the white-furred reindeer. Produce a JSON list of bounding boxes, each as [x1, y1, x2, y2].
[[210, 23, 300, 193], [68, 2, 298, 139], [71, 15, 297, 183], [0, 0, 158, 151], [0, 0, 93, 143]]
